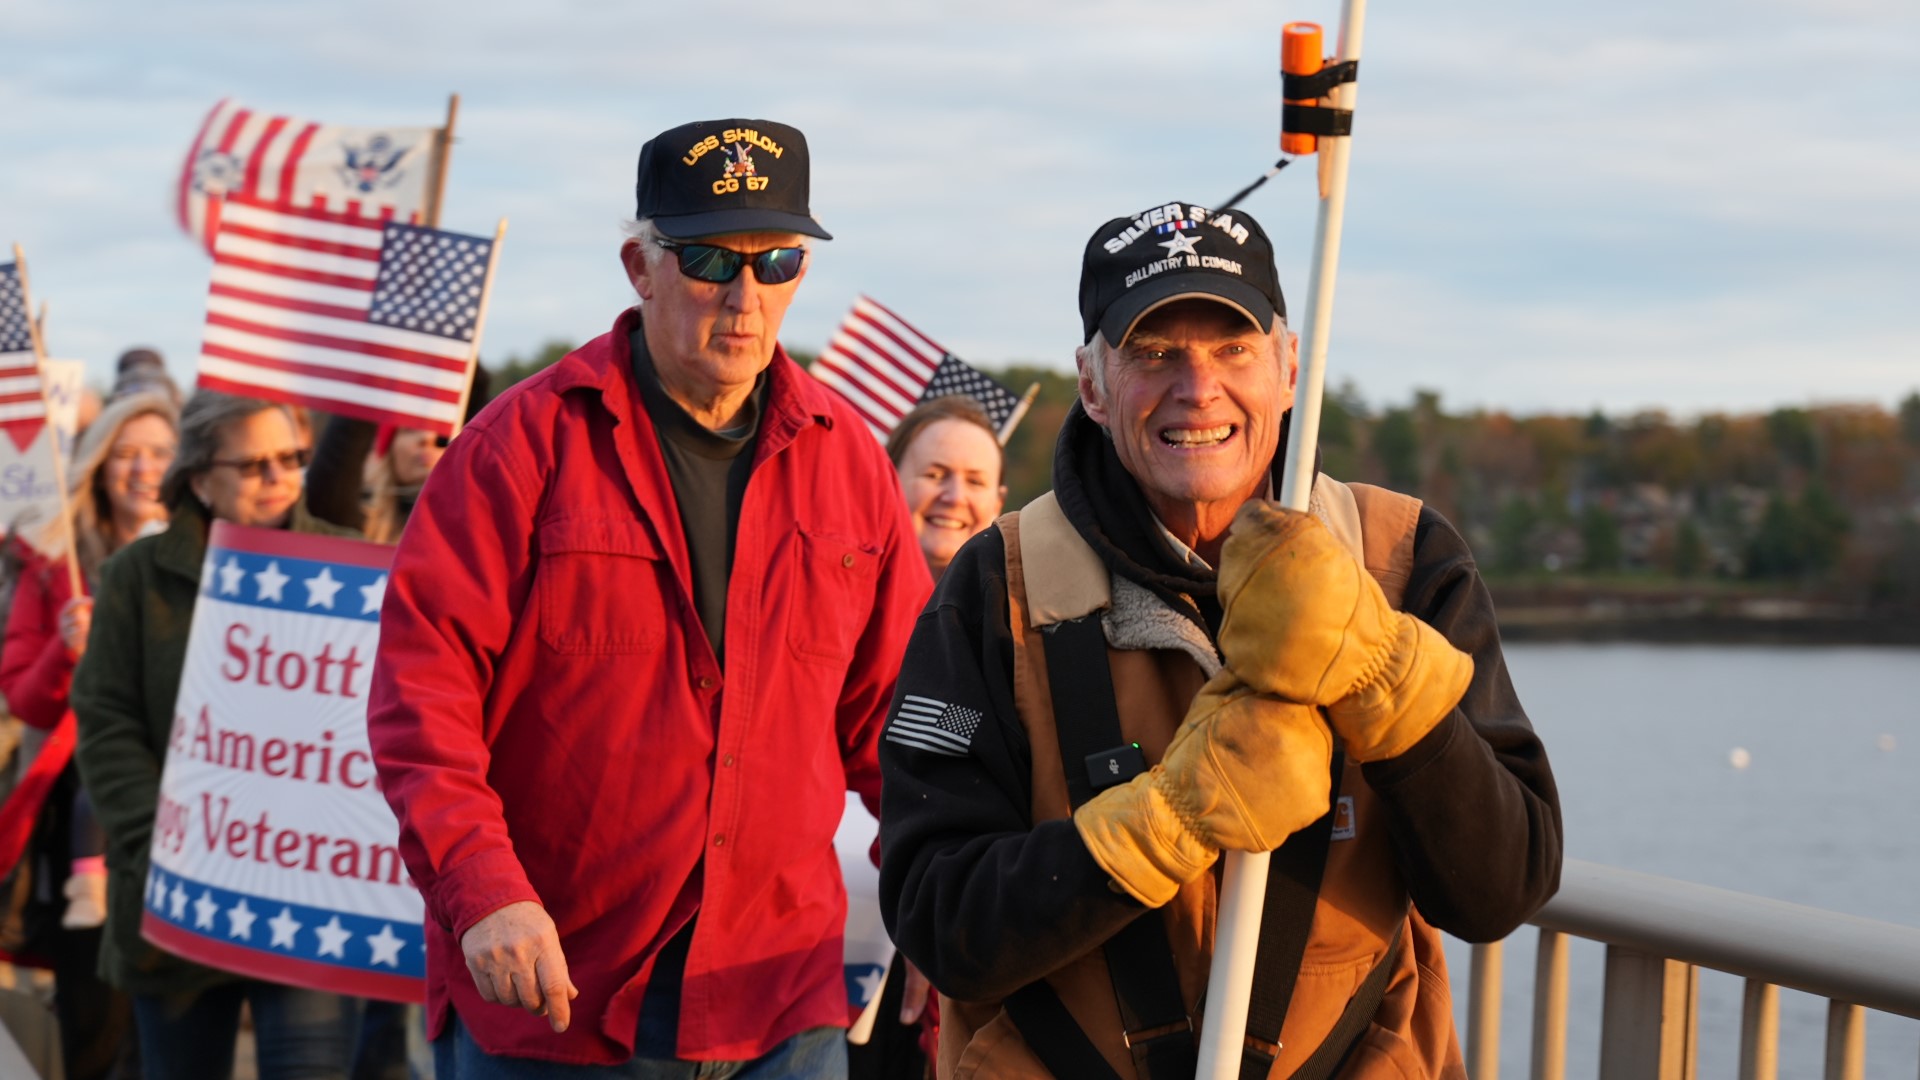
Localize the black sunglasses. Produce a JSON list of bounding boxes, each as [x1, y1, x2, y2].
[[209, 447, 312, 482], [654, 239, 806, 286]]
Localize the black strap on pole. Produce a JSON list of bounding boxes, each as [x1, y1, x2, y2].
[[1281, 103, 1353, 138], [1282, 59, 1359, 100]]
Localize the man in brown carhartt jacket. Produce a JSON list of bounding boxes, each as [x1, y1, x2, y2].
[[877, 203, 1561, 1079]]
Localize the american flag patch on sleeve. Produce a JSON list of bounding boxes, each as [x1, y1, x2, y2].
[[884, 695, 983, 757]]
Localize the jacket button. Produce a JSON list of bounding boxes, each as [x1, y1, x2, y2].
[[722, 754, 735, 768], [713, 834, 726, 847], [697, 676, 716, 690], [841, 553, 855, 568]]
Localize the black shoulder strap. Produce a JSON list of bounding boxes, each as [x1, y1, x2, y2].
[[1003, 615, 1197, 1080], [1009, 611, 1387, 1080], [1238, 755, 1343, 1080]]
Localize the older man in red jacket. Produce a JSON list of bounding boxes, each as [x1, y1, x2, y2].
[[367, 118, 931, 1078]]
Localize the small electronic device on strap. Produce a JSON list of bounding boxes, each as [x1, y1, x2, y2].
[[1087, 742, 1146, 793]]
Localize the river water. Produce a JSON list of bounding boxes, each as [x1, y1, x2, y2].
[[1444, 643, 1920, 1078]]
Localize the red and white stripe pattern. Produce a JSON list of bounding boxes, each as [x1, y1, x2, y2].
[[810, 296, 951, 438], [196, 194, 493, 435], [177, 99, 435, 255], [0, 262, 47, 450]]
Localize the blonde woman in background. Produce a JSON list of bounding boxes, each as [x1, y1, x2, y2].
[[0, 390, 178, 1080]]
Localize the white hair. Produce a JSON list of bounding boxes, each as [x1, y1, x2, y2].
[[1075, 312, 1289, 407], [620, 217, 670, 270]]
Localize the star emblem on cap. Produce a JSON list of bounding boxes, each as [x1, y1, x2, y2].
[[1158, 231, 1200, 257]]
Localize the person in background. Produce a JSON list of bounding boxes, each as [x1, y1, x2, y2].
[[0, 391, 177, 1080], [111, 348, 184, 409], [306, 366, 492, 545], [72, 391, 363, 1080], [845, 395, 1009, 1080], [886, 397, 1010, 582]]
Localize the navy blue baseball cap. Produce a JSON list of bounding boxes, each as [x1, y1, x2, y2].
[[1079, 201, 1284, 344], [635, 118, 832, 240]]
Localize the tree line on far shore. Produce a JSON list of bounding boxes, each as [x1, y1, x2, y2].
[[493, 342, 1920, 607]]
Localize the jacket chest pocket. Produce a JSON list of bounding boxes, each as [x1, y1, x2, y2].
[[536, 518, 669, 654], [786, 528, 882, 665]]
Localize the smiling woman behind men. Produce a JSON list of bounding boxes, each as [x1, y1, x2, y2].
[[885, 396, 1009, 581]]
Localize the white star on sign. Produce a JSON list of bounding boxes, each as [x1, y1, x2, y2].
[[360, 574, 388, 615], [193, 890, 220, 930], [304, 566, 344, 609], [1158, 231, 1200, 257], [218, 556, 246, 596], [315, 915, 352, 958], [255, 561, 290, 603], [366, 923, 405, 968], [169, 882, 188, 920], [268, 907, 303, 950], [854, 966, 886, 1006], [147, 869, 164, 908], [227, 898, 257, 940]]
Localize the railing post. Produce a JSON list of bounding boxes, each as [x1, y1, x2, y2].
[[1468, 941, 1503, 1080], [1532, 928, 1569, 1080], [1599, 946, 1698, 1080], [1739, 980, 1778, 1080], [1824, 1001, 1864, 1080]]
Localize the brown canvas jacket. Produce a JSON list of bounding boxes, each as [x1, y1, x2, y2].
[[937, 477, 1462, 1079]]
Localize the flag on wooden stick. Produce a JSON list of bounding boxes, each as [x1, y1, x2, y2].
[[810, 295, 1022, 440], [195, 193, 503, 436], [178, 99, 440, 254], [0, 260, 48, 452]]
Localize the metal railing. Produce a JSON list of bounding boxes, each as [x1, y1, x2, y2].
[[1461, 859, 1920, 1080]]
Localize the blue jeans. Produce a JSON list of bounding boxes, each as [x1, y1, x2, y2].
[[433, 1014, 846, 1079], [133, 980, 363, 1080]]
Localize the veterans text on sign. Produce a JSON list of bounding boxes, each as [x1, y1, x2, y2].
[[143, 522, 422, 1002]]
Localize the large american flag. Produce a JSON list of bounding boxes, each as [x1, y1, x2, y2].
[[810, 296, 1023, 440], [0, 262, 47, 452], [196, 193, 496, 435], [178, 99, 437, 255]]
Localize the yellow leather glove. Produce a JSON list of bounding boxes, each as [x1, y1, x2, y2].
[[1216, 501, 1474, 763], [1074, 671, 1333, 907]]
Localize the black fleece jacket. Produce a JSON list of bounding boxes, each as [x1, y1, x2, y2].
[[876, 405, 1563, 1003]]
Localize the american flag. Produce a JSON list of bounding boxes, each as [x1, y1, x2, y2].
[[196, 193, 496, 435], [810, 296, 1023, 440], [883, 695, 984, 758], [0, 262, 47, 452], [178, 99, 437, 255]]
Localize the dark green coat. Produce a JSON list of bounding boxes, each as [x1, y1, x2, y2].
[[72, 497, 357, 994]]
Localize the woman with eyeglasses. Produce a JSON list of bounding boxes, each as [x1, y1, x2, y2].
[[71, 391, 364, 1080], [0, 390, 177, 1080]]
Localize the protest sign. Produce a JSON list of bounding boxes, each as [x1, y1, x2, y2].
[[836, 793, 895, 1040], [0, 359, 85, 555], [142, 522, 422, 1002]]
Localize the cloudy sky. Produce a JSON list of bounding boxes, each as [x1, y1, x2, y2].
[[5, 0, 1916, 415]]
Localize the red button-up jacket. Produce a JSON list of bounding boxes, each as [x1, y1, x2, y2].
[[367, 309, 931, 1064]]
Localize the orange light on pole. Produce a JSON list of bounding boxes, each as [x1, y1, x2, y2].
[[1281, 22, 1325, 156]]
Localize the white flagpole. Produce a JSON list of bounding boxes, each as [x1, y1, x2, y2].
[[448, 218, 508, 438], [1194, 1, 1369, 1076]]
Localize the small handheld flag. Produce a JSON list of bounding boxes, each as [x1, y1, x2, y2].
[[810, 296, 1022, 440], [195, 193, 503, 436], [0, 258, 48, 452]]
